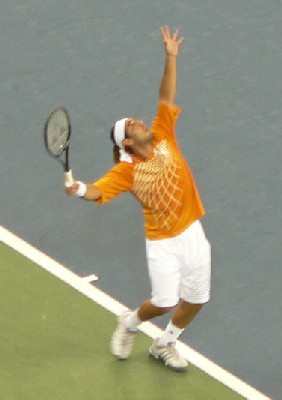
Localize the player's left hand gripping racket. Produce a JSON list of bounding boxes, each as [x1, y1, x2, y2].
[[44, 107, 74, 186]]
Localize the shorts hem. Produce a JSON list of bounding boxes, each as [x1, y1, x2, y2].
[[182, 294, 211, 305], [151, 298, 179, 308]]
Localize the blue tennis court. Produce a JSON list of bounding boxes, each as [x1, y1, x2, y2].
[[0, 1, 281, 399]]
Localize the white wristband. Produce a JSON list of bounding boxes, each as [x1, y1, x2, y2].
[[75, 181, 87, 197]]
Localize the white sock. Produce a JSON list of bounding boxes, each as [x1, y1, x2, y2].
[[124, 309, 141, 331], [157, 321, 184, 346]]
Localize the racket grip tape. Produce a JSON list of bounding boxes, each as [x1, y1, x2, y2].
[[65, 170, 74, 187]]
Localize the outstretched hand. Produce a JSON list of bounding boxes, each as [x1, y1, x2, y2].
[[161, 26, 184, 57]]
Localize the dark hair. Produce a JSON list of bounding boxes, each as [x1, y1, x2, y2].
[[110, 126, 116, 145], [110, 125, 120, 164]]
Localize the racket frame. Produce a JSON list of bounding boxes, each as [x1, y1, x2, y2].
[[44, 107, 74, 186]]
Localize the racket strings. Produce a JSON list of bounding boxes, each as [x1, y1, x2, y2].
[[132, 140, 184, 230], [46, 110, 69, 156]]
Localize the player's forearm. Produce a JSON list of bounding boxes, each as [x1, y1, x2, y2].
[[159, 54, 177, 104]]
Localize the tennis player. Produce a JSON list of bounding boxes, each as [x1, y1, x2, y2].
[[65, 26, 211, 371]]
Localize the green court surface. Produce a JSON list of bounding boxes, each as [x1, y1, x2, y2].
[[0, 242, 244, 400]]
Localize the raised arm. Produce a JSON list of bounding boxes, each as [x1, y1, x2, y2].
[[159, 26, 184, 105]]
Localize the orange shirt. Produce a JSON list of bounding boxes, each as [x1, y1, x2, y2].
[[94, 102, 205, 240]]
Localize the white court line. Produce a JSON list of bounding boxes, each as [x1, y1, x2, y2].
[[0, 225, 271, 400], [82, 274, 99, 283]]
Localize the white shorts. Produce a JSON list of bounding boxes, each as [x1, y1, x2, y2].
[[145, 220, 211, 307]]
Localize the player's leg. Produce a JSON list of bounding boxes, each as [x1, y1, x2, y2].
[[111, 236, 179, 360], [150, 221, 211, 370], [171, 301, 203, 328]]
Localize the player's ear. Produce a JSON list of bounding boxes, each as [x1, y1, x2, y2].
[[122, 137, 134, 147]]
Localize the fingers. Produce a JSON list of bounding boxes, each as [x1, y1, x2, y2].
[[177, 35, 185, 45], [161, 25, 172, 41], [161, 25, 184, 43], [161, 25, 169, 39], [172, 28, 179, 40], [64, 182, 80, 196]]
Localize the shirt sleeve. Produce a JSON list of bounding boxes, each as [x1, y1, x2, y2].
[[150, 101, 181, 143], [93, 162, 134, 204]]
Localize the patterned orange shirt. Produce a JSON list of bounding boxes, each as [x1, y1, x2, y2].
[[94, 102, 205, 240]]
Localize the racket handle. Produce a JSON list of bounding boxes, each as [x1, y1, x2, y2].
[[65, 169, 74, 187]]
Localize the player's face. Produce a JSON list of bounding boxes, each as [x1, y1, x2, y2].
[[125, 118, 154, 145]]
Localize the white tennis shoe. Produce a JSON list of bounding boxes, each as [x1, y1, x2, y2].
[[149, 339, 188, 371], [111, 311, 137, 360]]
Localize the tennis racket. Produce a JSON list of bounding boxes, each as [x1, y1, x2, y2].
[[44, 107, 74, 186]]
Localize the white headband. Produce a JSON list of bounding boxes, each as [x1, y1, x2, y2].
[[113, 118, 133, 163]]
